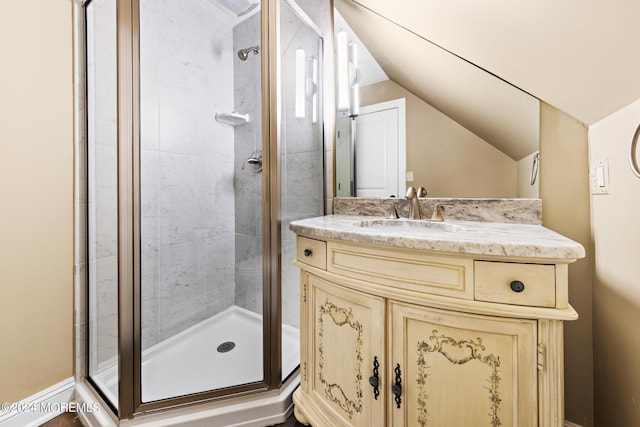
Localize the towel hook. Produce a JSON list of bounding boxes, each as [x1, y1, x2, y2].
[[631, 123, 640, 179]]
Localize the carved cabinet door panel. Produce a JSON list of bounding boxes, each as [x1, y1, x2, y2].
[[308, 274, 386, 426], [388, 301, 538, 427]]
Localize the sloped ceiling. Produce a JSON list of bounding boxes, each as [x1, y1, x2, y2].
[[341, 0, 640, 127], [336, 0, 540, 160]]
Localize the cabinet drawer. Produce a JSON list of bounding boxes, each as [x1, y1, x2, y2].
[[327, 242, 473, 299], [475, 261, 555, 307], [296, 236, 327, 270]]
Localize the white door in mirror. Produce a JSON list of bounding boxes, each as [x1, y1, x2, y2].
[[355, 99, 406, 197]]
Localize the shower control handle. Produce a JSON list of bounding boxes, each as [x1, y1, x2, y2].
[[242, 150, 263, 173], [242, 157, 262, 170], [303, 249, 312, 257]]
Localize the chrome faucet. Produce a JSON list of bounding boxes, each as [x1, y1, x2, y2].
[[405, 186, 421, 220]]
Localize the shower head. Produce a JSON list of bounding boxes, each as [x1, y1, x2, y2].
[[238, 46, 260, 61]]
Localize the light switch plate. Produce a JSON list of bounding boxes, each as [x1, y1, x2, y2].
[[590, 158, 610, 195]]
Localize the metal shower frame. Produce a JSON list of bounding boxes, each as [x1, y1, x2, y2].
[[80, 0, 330, 420]]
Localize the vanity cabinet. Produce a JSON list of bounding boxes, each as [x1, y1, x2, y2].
[[304, 274, 385, 427], [292, 235, 578, 427], [388, 301, 537, 426]]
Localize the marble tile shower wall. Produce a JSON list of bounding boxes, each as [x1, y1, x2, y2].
[[233, 14, 264, 316], [139, 0, 236, 349], [86, 0, 328, 363]]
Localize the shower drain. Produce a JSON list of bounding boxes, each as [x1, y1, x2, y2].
[[217, 341, 236, 353]]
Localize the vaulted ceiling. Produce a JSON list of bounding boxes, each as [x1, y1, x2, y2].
[[336, 0, 640, 158]]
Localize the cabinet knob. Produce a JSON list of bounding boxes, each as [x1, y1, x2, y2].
[[510, 280, 525, 293], [303, 249, 312, 257]]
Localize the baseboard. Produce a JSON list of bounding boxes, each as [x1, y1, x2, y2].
[[74, 383, 118, 427], [0, 378, 75, 427], [565, 421, 584, 427]]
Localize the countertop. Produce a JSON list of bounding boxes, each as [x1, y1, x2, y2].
[[289, 215, 585, 260]]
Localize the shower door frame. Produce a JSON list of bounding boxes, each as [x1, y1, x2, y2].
[[82, 0, 320, 420]]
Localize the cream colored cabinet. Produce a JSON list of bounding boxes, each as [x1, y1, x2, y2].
[[388, 302, 538, 426], [293, 236, 576, 427], [301, 274, 385, 426]]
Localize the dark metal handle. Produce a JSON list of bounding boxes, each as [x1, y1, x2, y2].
[[392, 363, 402, 408], [510, 280, 525, 293], [368, 356, 380, 400], [303, 249, 312, 257]]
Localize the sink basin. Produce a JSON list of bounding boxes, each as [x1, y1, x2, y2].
[[353, 218, 463, 233]]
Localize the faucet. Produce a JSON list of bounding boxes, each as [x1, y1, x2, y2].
[[405, 187, 421, 220], [387, 202, 400, 219], [431, 203, 453, 221]]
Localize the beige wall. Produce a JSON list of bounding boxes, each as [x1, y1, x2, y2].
[[0, 0, 74, 402], [539, 102, 594, 426], [360, 80, 517, 197], [588, 98, 640, 426]]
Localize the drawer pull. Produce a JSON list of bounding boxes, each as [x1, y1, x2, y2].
[[368, 356, 380, 400], [303, 249, 312, 257], [510, 280, 525, 293], [392, 364, 402, 408]]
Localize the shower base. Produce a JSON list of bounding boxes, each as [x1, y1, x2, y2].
[[92, 305, 300, 404]]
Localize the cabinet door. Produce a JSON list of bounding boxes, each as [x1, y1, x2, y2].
[[307, 274, 386, 426], [388, 301, 538, 427]]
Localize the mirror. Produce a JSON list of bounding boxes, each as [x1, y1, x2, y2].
[[333, 0, 540, 199]]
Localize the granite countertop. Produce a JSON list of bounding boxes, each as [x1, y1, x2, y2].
[[289, 215, 585, 260]]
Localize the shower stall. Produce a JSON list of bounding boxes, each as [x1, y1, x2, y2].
[[79, 0, 327, 423]]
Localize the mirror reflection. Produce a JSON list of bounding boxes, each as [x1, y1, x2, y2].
[[334, 0, 540, 199]]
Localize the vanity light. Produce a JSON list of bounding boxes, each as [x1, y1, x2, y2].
[[295, 48, 306, 119], [337, 30, 359, 117], [310, 57, 318, 123], [348, 41, 359, 117], [336, 30, 350, 112]]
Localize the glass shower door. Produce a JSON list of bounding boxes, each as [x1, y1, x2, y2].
[[279, 0, 325, 381], [138, 0, 265, 402], [86, 0, 120, 410], [85, 0, 327, 416]]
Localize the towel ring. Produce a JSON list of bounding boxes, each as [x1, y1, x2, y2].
[[631, 123, 640, 179], [530, 152, 540, 185]]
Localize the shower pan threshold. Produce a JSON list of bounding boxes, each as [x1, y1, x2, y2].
[[92, 305, 300, 404]]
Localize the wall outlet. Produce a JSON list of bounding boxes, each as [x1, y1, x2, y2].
[[590, 159, 610, 195], [406, 171, 414, 182]]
